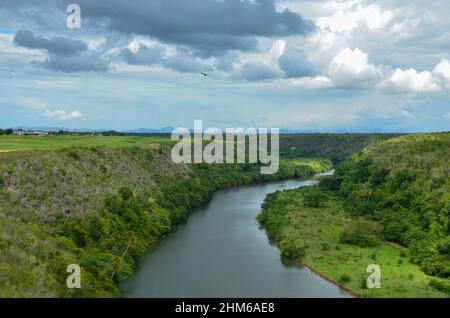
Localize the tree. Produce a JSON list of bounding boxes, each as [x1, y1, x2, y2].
[[304, 188, 329, 208], [318, 177, 340, 191], [280, 237, 306, 259], [110, 232, 138, 281], [340, 219, 383, 247]]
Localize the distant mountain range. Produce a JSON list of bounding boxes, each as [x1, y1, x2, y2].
[[7, 126, 393, 134], [125, 127, 176, 133]]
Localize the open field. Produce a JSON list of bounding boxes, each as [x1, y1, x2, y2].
[[0, 135, 171, 152], [258, 188, 449, 298]]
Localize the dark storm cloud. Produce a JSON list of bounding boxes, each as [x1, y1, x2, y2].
[[121, 45, 210, 74], [3, 0, 315, 75], [76, 0, 315, 56], [13, 29, 108, 73], [41, 53, 109, 73], [14, 30, 88, 55]]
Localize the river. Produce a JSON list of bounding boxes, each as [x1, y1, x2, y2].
[[121, 173, 350, 298]]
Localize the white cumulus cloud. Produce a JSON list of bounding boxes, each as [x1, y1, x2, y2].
[[384, 68, 440, 93], [317, 4, 394, 33], [433, 59, 450, 88], [328, 48, 382, 87], [44, 110, 84, 120]]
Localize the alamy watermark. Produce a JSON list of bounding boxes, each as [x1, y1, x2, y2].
[[171, 120, 279, 175], [66, 4, 81, 29], [366, 264, 381, 289], [66, 264, 81, 289]]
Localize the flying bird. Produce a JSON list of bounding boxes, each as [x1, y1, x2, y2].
[[200, 72, 208, 77]]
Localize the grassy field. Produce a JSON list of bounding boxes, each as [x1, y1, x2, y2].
[[0, 135, 170, 152], [258, 188, 449, 298]]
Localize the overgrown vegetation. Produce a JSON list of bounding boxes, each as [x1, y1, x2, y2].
[[0, 144, 330, 297], [321, 133, 450, 279], [280, 134, 402, 164], [340, 219, 383, 248], [257, 187, 448, 297], [258, 132, 450, 297]]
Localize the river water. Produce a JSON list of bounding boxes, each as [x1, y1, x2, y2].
[[121, 174, 350, 298]]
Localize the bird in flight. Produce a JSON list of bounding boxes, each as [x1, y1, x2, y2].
[[200, 72, 208, 77]]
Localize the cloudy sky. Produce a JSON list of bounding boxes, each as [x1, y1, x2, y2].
[[0, 0, 449, 132]]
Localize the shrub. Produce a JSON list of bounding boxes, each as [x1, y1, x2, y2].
[[67, 151, 79, 160], [318, 177, 340, 191], [321, 243, 331, 251], [303, 188, 329, 208], [119, 187, 133, 201], [437, 236, 450, 258], [339, 274, 351, 283], [279, 238, 306, 260], [370, 168, 390, 186], [429, 279, 450, 294], [340, 219, 383, 247], [420, 256, 450, 278], [360, 278, 368, 289]]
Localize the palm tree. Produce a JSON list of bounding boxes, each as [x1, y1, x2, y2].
[[110, 232, 138, 281]]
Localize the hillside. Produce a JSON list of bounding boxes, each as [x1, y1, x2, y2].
[[0, 134, 400, 164], [279, 134, 402, 164], [258, 188, 447, 297], [332, 133, 450, 278], [0, 144, 331, 297], [258, 132, 450, 297]]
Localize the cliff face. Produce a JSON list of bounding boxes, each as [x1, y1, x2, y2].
[[0, 146, 328, 297]]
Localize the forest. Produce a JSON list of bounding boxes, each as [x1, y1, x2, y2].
[[0, 142, 331, 297], [258, 132, 450, 297], [331, 133, 450, 278]]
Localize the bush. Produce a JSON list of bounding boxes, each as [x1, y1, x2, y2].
[[340, 219, 383, 247], [303, 188, 329, 208], [339, 274, 351, 283], [437, 236, 450, 258], [318, 177, 340, 191], [279, 237, 306, 260], [321, 243, 331, 251], [119, 187, 133, 201], [420, 256, 450, 278], [360, 278, 368, 289], [67, 151, 79, 160], [429, 279, 450, 294], [370, 168, 390, 186]]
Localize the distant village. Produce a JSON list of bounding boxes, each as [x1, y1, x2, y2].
[[13, 129, 49, 136]]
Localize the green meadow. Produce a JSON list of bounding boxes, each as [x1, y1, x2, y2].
[[0, 135, 170, 152], [258, 188, 449, 298]]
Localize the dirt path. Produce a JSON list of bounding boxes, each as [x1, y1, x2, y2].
[[0, 150, 16, 153]]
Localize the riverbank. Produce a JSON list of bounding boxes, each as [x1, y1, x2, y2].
[[121, 177, 350, 298], [0, 146, 332, 297], [257, 187, 448, 298]]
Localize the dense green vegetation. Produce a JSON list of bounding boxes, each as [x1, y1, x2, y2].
[[257, 187, 448, 297], [327, 133, 450, 279], [0, 129, 13, 135], [258, 132, 450, 297], [280, 134, 402, 163], [0, 144, 331, 297]]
